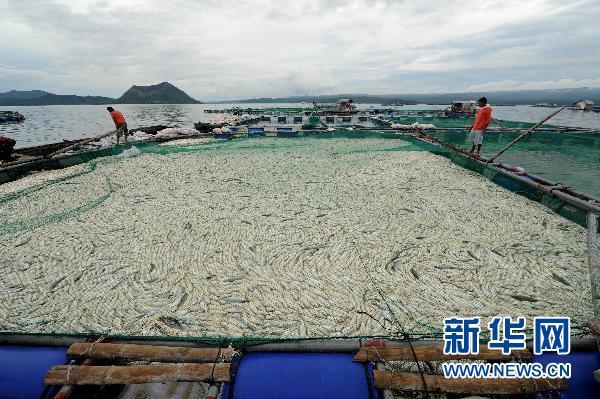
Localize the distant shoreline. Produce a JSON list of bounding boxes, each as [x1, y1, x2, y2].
[[2, 85, 600, 106]]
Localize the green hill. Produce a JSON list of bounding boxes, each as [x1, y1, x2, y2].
[[0, 82, 202, 105], [117, 82, 200, 104], [0, 90, 51, 101]]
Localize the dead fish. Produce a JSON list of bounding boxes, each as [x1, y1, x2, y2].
[[14, 238, 31, 248], [158, 316, 183, 328], [241, 220, 252, 225], [225, 296, 248, 304], [73, 270, 85, 283], [225, 275, 245, 283], [385, 248, 408, 272], [176, 293, 188, 308], [551, 272, 570, 287], [112, 280, 125, 289], [410, 267, 419, 280], [511, 294, 538, 303], [50, 277, 66, 291], [227, 312, 243, 320], [491, 249, 505, 258], [467, 250, 480, 261]]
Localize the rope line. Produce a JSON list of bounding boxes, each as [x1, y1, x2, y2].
[[348, 237, 430, 399]]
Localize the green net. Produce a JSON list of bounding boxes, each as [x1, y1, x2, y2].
[[0, 133, 594, 342]]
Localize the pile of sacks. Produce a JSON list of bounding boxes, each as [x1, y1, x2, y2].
[[208, 113, 254, 125], [212, 127, 231, 134], [391, 122, 436, 130], [94, 127, 201, 146]]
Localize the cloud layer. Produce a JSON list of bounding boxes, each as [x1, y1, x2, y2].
[[1, 0, 599, 100]]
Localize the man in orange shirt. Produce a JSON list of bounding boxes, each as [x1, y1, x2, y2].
[[468, 97, 492, 155], [107, 107, 128, 144]]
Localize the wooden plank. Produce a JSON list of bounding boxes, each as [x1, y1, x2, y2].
[[45, 363, 230, 385], [373, 371, 567, 394], [354, 342, 531, 362], [67, 343, 233, 363]]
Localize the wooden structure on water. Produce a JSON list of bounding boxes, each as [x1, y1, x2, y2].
[[37, 338, 577, 397]]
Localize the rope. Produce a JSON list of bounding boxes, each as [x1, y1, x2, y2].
[[209, 347, 222, 382], [175, 363, 183, 381], [348, 237, 430, 399], [65, 335, 106, 384], [512, 348, 567, 399]]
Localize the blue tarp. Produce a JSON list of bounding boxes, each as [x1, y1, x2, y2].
[[0, 346, 67, 399], [535, 352, 600, 398], [223, 352, 376, 399]]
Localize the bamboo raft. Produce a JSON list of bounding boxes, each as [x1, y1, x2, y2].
[[37, 338, 578, 396]]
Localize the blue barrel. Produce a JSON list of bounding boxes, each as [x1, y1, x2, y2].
[[223, 352, 376, 399], [0, 345, 68, 398], [534, 352, 600, 398]]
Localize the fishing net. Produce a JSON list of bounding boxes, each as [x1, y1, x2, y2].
[[0, 133, 593, 344]]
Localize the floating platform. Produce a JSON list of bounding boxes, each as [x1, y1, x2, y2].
[[1, 337, 599, 398]]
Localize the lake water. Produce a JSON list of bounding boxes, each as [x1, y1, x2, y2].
[[1, 103, 599, 197]]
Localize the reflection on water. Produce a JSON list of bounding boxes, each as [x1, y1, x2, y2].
[[0, 103, 599, 196]]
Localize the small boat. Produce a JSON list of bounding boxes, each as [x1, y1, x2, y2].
[[572, 99, 595, 111], [442, 100, 477, 118], [0, 111, 25, 123]]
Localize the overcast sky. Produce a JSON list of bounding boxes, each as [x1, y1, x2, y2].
[[1, 0, 599, 101]]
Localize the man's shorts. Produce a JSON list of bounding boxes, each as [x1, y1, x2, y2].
[[116, 123, 128, 137], [468, 129, 483, 145]]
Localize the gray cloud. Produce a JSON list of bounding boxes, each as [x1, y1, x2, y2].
[[1, 0, 599, 100]]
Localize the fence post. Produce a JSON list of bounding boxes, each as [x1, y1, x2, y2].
[[588, 210, 600, 315]]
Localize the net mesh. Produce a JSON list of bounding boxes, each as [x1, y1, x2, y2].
[[0, 132, 594, 343]]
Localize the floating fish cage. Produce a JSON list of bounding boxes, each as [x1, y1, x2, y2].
[[1, 107, 600, 398]]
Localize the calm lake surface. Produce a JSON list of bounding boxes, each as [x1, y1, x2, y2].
[[1, 103, 599, 197]]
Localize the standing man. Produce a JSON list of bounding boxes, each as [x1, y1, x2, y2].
[[467, 97, 492, 155], [107, 107, 128, 144]]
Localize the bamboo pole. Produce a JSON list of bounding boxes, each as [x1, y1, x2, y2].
[[0, 155, 43, 169], [67, 342, 234, 363], [487, 107, 565, 162], [53, 360, 94, 399], [354, 343, 531, 362], [46, 130, 116, 158], [411, 131, 600, 208], [373, 371, 568, 394], [1, 334, 598, 352], [44, 363, 230, 385], [245, 339, 363, 352]]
